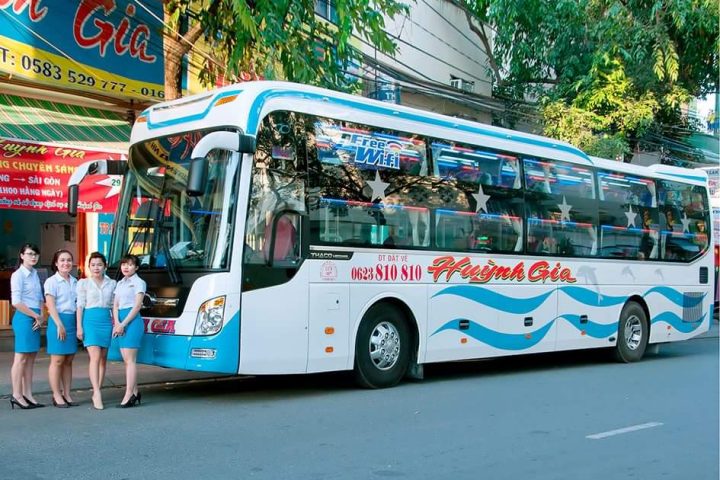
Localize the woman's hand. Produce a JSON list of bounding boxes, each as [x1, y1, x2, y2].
[[32, 314, 42, 331], [77, 327, 84, 342], [113, 323, 125, 337], [57, 323, 66, 341]]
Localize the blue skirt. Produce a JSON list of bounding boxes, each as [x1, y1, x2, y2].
[[114, 307, 144, 349], [12, 308, 41, 353], [83, 307, 112, 348], [47, 312, 78, 355]]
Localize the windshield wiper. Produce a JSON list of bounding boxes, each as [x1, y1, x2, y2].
[[146, 194, 181, 284], [158, 215, 181, 285], [121, 200, 160, 279]]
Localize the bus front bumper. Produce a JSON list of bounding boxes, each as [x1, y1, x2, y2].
[[108, 313, 240, 374]]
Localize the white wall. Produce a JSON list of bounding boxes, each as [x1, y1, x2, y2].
[[632, 151, 662, 167], [359, 0, 493, 120]]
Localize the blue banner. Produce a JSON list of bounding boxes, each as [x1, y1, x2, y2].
[[0, 0, 165, 101]]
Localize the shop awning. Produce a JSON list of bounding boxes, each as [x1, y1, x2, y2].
[[0, 94, 131, 149]]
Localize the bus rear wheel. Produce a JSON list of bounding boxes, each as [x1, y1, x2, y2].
[[614, 301, 649, 363], [354, 303, 410, 389]]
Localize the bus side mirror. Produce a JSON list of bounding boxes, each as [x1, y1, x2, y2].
[[187, 157, 207, 197], [186, 131, 253, 197], [68, 185, 79, 217], [238, 134, 256, 154], [66, 159, 127, 215]]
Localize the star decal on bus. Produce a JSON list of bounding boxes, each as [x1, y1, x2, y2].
[[557, 196, 572, 222], [625, 204, 637, 228], [366, 170, 389, 202], [473, 183, 491, 213], [95, 176, 122, 198], [680, 212, 691, 233]]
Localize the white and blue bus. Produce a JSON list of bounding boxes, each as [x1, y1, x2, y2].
[[69, 82, 714, 387]]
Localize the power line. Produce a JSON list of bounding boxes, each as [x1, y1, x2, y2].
[[394, 10, 489, 76], [418, 0, 495, 52], [5, 3, 703, 147], [133, 1, 228, 76], [381, 25, 491, 87]]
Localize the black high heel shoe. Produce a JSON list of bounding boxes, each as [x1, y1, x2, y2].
[[23, 396, 44, 408], [62, 395, 77, 407], [118, 394, 137, 408], [10, 397, 33, 409], [135, 392, 142, 405], [52, 399, 70, 409]]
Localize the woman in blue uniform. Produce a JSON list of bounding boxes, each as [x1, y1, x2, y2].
[[44, 249, 78, 408], [112, 254, 146, 408], [76, 252, 115, 410], [9, 243, 44, 410]]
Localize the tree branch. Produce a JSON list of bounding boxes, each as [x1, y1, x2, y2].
[[443, 0, 504, 86]]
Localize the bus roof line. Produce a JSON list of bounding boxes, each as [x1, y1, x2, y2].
[[139, 84, 592, 165], [653, 171, 708, 183], [245, 88, 593, 164], [142, 90, 245, 130]]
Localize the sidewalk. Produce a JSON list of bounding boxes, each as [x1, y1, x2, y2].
[[0, 349, 227, 399], [1, 320, 716, 399]]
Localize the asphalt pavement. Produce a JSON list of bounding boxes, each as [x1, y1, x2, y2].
[[2, 324, 717, 480]]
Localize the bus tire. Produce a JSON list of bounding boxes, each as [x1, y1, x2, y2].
[[354, 303, 410, 389], [614, 301, 649, 363]]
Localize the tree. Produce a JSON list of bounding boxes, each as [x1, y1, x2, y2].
[[162, 0, 408, 100], [455, 0, 719, 161]]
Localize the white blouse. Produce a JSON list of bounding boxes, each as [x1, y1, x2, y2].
[[10, 265, 43, 309], [77, 276, 116, 309], [44, 273, 78, 313], [114, 274, 146, 309]]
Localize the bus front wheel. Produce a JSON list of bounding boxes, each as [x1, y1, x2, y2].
[[354, 303, 410, 389], [614, 301, 649, 363]]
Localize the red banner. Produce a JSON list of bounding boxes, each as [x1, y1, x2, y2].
[[0, 137, 124, 212]]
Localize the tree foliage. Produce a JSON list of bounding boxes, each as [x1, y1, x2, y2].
[[457, 0, 719, 160], [162, 0, 409, 100]]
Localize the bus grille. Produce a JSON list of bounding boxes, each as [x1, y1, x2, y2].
[[682, 292, 704, 323]]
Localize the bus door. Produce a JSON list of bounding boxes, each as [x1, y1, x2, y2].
[[240, 209, 308, 373]]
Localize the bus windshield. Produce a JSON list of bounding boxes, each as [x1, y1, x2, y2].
[[109, 130, 241, 270]]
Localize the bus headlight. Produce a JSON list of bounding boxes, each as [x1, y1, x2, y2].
[[194, 296, 225, 336]]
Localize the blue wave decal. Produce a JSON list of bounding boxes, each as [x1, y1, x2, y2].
[[432, 318, 555, 350], [558, 286, 628, 307], [651, 311, 705, 334], [643, 287, 705, 308], [557, 314, 617, 338], [432, 286, 554, 314]]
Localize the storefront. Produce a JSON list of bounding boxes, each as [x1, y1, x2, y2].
[[0, 134, 127, 330], [0, 0, 165, 335]]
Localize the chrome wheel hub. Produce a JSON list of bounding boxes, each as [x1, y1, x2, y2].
[[369, 321, 401, 371], [624, 314, 643, 350]]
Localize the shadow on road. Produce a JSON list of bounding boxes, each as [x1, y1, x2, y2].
[[142, 338, 715, 403]]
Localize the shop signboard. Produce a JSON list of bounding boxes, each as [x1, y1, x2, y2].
[[0, 137, 124, 213], [704, 167, 719, 245], [0, 0, 165, 101], [98, 212, 114, 256]]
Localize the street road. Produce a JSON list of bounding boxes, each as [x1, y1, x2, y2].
[[2, 338, 718, 480]]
